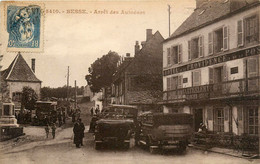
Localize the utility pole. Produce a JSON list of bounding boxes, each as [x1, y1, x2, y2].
[[67, 66, 70, 101], [168, 4, 171, 37], [74, 80, 77, 109]]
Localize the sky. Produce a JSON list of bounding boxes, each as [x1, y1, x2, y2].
[[0, 0, 196, 88]]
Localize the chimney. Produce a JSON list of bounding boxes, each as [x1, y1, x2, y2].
[[31, 58, 35, 73], [146, 29, 153, 41], [126, 53, 130, 57], [196, 0, 208, 9], [135, 41, 140, 55]]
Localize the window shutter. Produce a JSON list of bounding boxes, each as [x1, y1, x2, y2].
[[207, 107, 213, 120], [188, 40, 191, 60], [199, 36, 204, 57], [178, 44, 182, 63], [167, 48, 171, 65], [171, 46, 174, 65], [237, 20, 243, 47], [178, 75, 183, 89], [167, 77, 171, 91], [193, 70, 201, 86], [223, 26, 229, 51], [208, 32, 213, 55], [209, 67, 214, 84], [247, 57, 258, 91]]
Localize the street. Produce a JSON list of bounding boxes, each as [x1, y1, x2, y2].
[[0, 121, 259, 164]]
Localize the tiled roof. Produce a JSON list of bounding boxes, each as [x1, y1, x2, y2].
[[168, 0, 258, 40], [1, 53, 41, 82], [127, 90, 162, 105]]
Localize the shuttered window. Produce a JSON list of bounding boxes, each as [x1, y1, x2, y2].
[[171, 76, 178, 90], [167, 48, 171, 65], [208, 32, 213, 55], [192, 70, 201, 86], [199, 36, 204, 57], [245, 15, 258, 45], [223, 26, 229, 51], [247, 58, 258, 91], [237, 20, 243, 46]]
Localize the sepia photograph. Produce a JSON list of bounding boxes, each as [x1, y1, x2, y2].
[[0, 0, 259, 163]]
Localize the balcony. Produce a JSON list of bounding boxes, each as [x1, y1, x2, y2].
[[163, 76, 260, 102]]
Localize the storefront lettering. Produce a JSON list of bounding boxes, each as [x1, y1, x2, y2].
[[163, 46, 259, 76]]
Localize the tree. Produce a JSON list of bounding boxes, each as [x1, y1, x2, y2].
[[86, 51, 120, 92], [21, 86, 38, 112]]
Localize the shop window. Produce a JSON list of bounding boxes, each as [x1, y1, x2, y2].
[[245, 15, 258, 45], [214, 108, 224, 132], [248, 107, 258, 135]]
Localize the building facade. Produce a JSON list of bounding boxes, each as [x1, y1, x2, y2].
[[0, 53, 41, 110], [112, 29, 164, 111], [162, 0, 259, 152]]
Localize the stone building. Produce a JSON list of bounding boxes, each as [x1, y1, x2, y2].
[[162, 0, 259, 153], [112, 29, 164, 111]]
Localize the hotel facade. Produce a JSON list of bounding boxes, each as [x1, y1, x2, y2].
[[162, 0, 259, 152]]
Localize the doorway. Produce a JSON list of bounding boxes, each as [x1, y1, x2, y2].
[[194, 108, 203, 132]]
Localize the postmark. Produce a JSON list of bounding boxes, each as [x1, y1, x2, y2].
[[4, 2, 44, 52]]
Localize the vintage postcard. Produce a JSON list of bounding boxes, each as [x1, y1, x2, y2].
[[0, 0, 259, 164]]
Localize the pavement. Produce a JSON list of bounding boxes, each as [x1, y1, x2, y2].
[[189, 143, 259, 159]]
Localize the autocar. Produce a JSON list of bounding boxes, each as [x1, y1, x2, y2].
[[137, 112, 193, 153], [94, 104, 138, 150]]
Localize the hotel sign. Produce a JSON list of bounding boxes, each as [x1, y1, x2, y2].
[[163, 46, 260, 76]]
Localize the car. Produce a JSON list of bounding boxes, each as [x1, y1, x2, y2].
[[137, 112, 193, 153], [94, 104, 138, 150]]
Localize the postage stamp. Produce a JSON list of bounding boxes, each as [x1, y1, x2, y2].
[[4, 2, 44, 52]]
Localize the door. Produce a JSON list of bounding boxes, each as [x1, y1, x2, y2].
[[194, 108, 203, 132]]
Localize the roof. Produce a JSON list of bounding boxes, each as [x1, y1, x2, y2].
[[166, 0, 259, 41], [127, 90, 162, 105], [1, 53, 41, 82]]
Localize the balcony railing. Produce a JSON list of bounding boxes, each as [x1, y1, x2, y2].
[[163, 76, 260, 102]]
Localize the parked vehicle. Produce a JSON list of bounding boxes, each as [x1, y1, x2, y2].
[[137, 112, 193, 153], [94, 104, 138, 150], [32, 101, 57, 125]]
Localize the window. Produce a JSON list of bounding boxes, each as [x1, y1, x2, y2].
[[237, 20, 243, 46], [245, 15, 258, 45], [167, 48, 171, 65], [248, 107, 258, 135], [171, 76, 178, 90], [12, 92, 22, 102], [192, 70, 201, 86], [215, 108, 224, 132], [4, 105, 10, 116], [189, 36, 204, 60], [171, 45, 182, 64], [213, 26, 229, 53], [230, 67, 238, 74]]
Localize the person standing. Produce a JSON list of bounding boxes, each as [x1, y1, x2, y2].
[[73, 120, 81, 148], [45, 124, 50, 138], [90, 107, 94, 117], [51, 123, 56, 139], [78, 119, 85, 146]]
